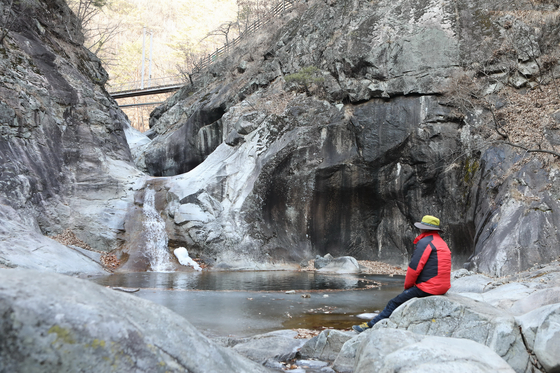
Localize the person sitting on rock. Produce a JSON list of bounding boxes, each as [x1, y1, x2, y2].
[[352, 215, 452, 333]]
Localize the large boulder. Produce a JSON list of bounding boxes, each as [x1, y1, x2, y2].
[[331, 332, 372, 373], [299, 329, 355, 362], [316, 256, 361, 274], [376, 294, 532, 372], [516, 304, 560, 373], [215, 330, 306, 367], [0, 269, 270, 373], [354, 329, 516, 373]]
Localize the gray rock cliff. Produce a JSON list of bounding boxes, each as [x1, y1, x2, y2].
[[0, 0, 142, 273], [0, 0, 559, 276], [132, 0, 560, 274]]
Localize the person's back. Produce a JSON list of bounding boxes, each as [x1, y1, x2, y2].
[[405, 231, 451, 295]]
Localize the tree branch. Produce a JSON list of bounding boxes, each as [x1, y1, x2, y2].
[[502, 141, 560, 158]]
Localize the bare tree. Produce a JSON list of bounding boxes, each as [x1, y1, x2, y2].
[[204, 21, 238, 45], [68, 0, 108, 32], [85, 20, 121, 62], [67, 0, 121, 61], [236, 0, 275, 34], [0, 0, 15, 45], [173, 39, 202, 84], [444, 5, 560, 160], [446, 69, 560, 160]]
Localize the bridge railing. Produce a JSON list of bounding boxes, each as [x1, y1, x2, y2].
[[108, 75, 184, 94], [109, 0, 298, 97]]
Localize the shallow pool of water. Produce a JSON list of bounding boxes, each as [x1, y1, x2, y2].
[[90, 271, 405, 338]]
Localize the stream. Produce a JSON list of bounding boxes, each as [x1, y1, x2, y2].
[[90, 271, 404, 338]]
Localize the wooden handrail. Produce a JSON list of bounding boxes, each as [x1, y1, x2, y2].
[[191, 0, 297, 74]]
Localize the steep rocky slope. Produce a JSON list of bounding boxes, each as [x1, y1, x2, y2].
[[0, 0, 142, 273], [132, 0, 560, 275], [1, 0, 560, 277]]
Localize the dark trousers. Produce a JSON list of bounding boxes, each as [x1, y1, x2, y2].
[[367, 286, 431, 327]]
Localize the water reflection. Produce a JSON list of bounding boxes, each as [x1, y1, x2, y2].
[[89, 271, 405, 337], [91, 271, 401, 291]]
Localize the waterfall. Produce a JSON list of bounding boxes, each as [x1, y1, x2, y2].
[[143, 188, 173, 272]]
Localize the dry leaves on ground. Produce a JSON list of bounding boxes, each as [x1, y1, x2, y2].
[[292, 328, 321, 339], [51, 229, 121, 271], [300, 259, 406, 275]]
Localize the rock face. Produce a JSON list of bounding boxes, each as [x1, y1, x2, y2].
[[127, 0, 560, 273], [1, 0, 560, 277], [0, 0, 142, 272], [0, 269, 270, 373]]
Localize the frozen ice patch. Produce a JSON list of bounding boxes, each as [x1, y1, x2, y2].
[[357, 313, 378, 320], [174, 247, 202, 271]]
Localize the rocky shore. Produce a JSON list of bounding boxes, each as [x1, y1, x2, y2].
[[300, 255, 407, 276], [2, 261, 559, 372], [216, 261, 560, 372]]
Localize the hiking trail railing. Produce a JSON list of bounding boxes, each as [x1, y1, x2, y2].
[[109, 0, 298, 99], [191, 0, 297, 73], [108, 75, 184, 96]]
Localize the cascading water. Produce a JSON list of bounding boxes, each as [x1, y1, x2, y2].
[[143, 188, 173, 272]]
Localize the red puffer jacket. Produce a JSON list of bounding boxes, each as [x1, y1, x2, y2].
[[404, 231, 452, 295]]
